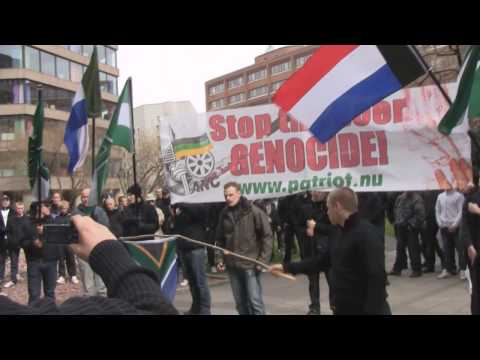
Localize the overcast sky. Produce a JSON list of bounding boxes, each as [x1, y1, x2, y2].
[[117, 45, 286, 113]]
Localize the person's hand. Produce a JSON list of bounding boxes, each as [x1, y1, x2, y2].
[[307, 219, 316, 229], [33, 239, 43, 248], [468, 203, 480, 215], [69, 215, 117, 262], [216, 262, 225, 272], [269, 263, 284, 274], [468, 245, 477, 266], [255, 265, 263, 272], [448, 225, 457, 233], [306, 228, 314, 237]]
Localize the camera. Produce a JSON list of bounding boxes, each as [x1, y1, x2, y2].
[[42, 223, 78, 245]]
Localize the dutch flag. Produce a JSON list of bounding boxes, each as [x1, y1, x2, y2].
[[273, 45, 427, 143]]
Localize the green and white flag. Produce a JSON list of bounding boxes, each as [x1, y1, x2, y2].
[[28, 100, 50, 201], [438, 45, 480, 135], [89, 78, 134, 206]]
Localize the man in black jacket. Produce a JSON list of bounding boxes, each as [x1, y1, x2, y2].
[[3, 201, 29, 289], [297, 191, 333, 315], [123, 184, 159, 237], [0, 194, 15, 287], [270, 187, 390, 315], [173, 203, 211, 315], [155, 188, 173, 234], [103, 197, 124, 238], [22, 202, 61, 305], [0, 215, 179, 315], [55, 200, 79, 285]]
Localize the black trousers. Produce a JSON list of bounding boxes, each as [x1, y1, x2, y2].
[[420, 218, 444, 270], [205, 228, 216, 268], [58, 245, 77, 278], [393, 225, 422, 273], [0, 248, 20, 282], [301, 236, 321, 313], [282, 224, 295, 263], [468, 256, 480, 314], [440, 228, 466, 273]]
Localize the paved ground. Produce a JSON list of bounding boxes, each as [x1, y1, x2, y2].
[[0, 235, 471, 314], [174, 236, 471, 315]]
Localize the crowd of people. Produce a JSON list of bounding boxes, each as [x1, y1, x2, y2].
[[1, 177, 479, 315]]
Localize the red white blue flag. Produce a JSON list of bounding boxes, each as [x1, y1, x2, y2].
[[273, 45, 427, 143]]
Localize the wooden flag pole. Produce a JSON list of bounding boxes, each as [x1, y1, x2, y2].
[[119, 233, 296, 281]]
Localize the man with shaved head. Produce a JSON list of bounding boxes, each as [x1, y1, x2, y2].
[[270, 187, 390, 315]]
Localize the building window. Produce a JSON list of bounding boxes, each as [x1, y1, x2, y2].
[[228, 76, 244, 89], [270, 80, 284, 94], [102, 101, 116, 121], [56, 57, 70, 81], [107, 74, 118, 95], [248, 86, 268, 99], [106, 47, 116, 67], [69, 45, 82, 54], [97, 45, 107, 64], [40, 52, 55, 76], [209, 83, 225, 96], [0, 45, 23, 69], [24, 46, 40, 72], [70, 62, 83, 83], [229, 93, 245, 105], [82, 45, 94, 58], [247, 69, 266, 83], [23, 80, 74, 112], [210, 98, 226, 110], [295, 54, 311, 68], [0, 117, 16, 141], [0, 80, 23, 105], [271, 61, 291, 76]]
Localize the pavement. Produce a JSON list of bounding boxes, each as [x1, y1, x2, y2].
[[173, 236, 471, 315]]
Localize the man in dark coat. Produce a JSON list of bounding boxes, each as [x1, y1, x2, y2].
[[123, 184, 159, 238], [270, 187, 390, 315], [0, 194, 15, 288]]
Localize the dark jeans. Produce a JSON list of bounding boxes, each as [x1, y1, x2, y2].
[[228, 267, 266, 315], [468, 256, 480, 314], [58, 246, 77, 278], [0, 248, 20, 283], [393, 225, 422, 273], [282, 224, 295, 263], [27, 260, 58, 305], [420, 218, 444, 269], [180, 248, 211, 315], [440, 228, 466, 273]]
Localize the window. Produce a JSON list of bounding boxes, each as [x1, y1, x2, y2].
[[102, 101, 116, 121], [271, 61, 291, 75], [0, 80, 23, 104], [295, 54, 311, 68], [0, 117, 16, 141], [100, 72, 108, 92], [55, 88, 74, 112], [247, 68, 266, 83], [210, 98, 226, 110], [228, 76, 243, 89], [229, 93, 245, 105], [40, 52, 55, 76], [0, 45, 22, 69], [97, 45, 106, 64], [248, 86, 268, 99], [69, 45, 82, 54], [270, 80, 284, 94], [70, 62, 83, 82], [209, 83, 225, 96], [107, 74, 118, 95], [106, 47, 116, 67], [82, 45, 94, 58], [56, 57, 70, 80], [23, 80, 74, 112], [24, 46, 40, 72]]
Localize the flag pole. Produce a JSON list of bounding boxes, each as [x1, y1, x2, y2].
[[410, 45, 453, 106], [36, 84, 43, 220], [128, 78, 140, 218]]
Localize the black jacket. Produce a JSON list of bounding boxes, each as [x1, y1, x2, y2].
[[462, 188, 480, 251], [298, 199, 333, 259], [215, 197, 273, 269], [104, 208, 125, 238], [11, 215, 35, 250], [156, 198, 173, 234], [172, 203, 207, 252], [22, 216, 61, 262], [254, 200, 281, 232], [357, 192, 386, 230], [0, 240, 178, 315], [123, 202, 160, 238], [284, 212, 389, 315], [0, 207, 15, 251]]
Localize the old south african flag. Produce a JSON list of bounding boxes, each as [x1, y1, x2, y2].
[[173, 133, 213, 159], [124, 237, 178, 302]]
